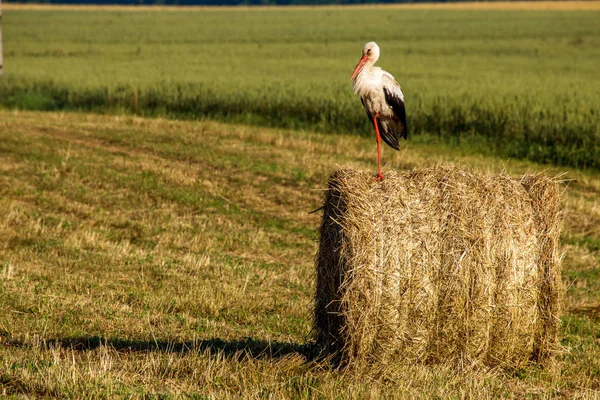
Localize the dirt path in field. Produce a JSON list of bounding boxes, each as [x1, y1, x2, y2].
[[3, 1, 600, 12]]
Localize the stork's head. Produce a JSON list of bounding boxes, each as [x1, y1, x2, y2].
[[351, 42, 380, 81]]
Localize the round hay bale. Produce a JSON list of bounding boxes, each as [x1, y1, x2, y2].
[[314, 164, 563, 368]]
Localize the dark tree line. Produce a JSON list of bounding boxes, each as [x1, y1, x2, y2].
[[6, 0, 455, 5]]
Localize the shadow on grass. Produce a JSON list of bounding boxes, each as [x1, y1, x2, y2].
[[569, 305, 600, 321], [37, 336, 323, 361]]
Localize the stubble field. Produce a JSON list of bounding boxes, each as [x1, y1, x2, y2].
[[1, 108, 599, 398]]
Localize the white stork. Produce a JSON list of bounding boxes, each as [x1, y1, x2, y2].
[[351, 42, 407, 181]]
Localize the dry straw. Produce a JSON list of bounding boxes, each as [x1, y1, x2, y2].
[[315, 164, 563, 368]]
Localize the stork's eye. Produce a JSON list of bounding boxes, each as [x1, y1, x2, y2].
[[367, 49, 371, 54]]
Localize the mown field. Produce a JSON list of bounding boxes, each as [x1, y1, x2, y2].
[[1, 6, 599, 168], [1, 109, 599, 398]]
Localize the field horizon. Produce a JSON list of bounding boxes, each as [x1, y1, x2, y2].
[[4, 1, 600, 11]]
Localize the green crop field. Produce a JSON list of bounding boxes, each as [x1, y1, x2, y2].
[[1, 4, 600, 398], [1, 6, 599, 168]]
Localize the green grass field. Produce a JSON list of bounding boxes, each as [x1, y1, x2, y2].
[[1, 7, 599, 168], [1, 5, 600, 398]]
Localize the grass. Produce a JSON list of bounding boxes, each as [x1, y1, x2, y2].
[[1, 6, 599, 169], [0, 109, 599, 398]]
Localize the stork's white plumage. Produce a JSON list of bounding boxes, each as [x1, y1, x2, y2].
[[351, 42, 407, 181]]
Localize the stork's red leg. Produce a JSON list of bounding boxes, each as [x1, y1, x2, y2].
[[373, 113, 383, 181]]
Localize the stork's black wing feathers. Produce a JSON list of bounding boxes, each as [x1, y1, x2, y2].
[[361, 98, 400, 150], [383, 86, 408, 140], [378, 120, 400, 150]]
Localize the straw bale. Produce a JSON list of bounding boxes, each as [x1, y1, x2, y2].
[[314, 164, 563, 368]]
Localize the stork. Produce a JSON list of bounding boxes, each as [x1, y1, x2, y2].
[[351, 42, 407, 181]]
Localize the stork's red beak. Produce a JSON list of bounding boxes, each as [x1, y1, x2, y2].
[[350, 55, 368, 81]]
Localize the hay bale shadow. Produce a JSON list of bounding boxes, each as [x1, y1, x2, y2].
[[4, 335, 323, 362]]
